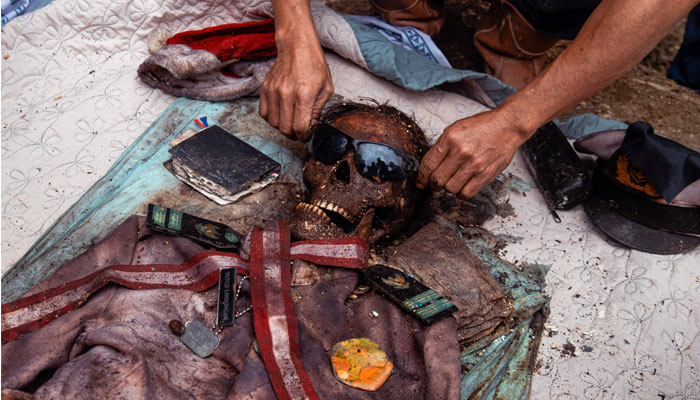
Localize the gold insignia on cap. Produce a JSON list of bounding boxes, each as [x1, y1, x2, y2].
[[612, 153, 662, 198]]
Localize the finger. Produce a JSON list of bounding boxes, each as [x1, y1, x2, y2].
[[259, 83, 269, 119], [277, 87, 295, 136], [301, 85, 333, 141], [266, 85, 281, 130], [427, 150, 462, 191], [444, 166, 475, 195], [292, 89, 314, 141], [294, 83, 333, 142], [416, 142, 448, 189], [457, 169, 493, 200]]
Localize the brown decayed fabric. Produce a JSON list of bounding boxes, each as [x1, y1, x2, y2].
[[386, 223, 512, 344], [2, 216, 460, 399]]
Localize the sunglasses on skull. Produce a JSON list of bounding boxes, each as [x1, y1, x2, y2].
[[305, 124, 420, 181]]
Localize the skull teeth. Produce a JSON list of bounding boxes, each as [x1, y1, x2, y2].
[[297, 202, 330, 223], [314, 200, 350, 220]]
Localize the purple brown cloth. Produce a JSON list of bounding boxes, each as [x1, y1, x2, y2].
[[2, 216, 460, 399]]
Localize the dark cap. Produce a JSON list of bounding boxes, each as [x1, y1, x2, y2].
[[575, 122, 700, 254]]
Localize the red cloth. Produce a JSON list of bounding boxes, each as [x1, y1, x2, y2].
[[166, 18, 277, 62]]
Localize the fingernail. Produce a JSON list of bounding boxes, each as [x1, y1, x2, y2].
[[416, 182, 424, 189]]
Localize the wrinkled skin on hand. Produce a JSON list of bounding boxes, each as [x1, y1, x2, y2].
[[417, 109, 527, 200], [289, 103, 428, 245], [258, 36, 333, 141]]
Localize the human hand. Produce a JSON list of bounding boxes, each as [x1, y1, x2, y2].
[[416, 110, 528, 199], [259, 36, 333, 141]]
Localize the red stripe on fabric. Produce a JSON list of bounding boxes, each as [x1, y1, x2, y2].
[[2, 253, 248, 342], [249, 226, 290, 400], [2, 267, 219, 344], [2, 252, 248, 313], [2, 271, 101, 313], [2, 303, 79, 343], [290, 254, 366, 269], [291, 236, 368, 249], [290, 236, 368, 269], [279, 223, 320, 399]]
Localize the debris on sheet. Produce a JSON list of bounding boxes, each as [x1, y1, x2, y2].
[[146, 26, 172, 53], [430, 178, 520, 229], [545, 323, 559, 336], [331, 338, 394, 391], [166, 125, 281, 205], [362, 264, 458, 325], [146, 204, 241, 251], [561, 341, 577, 357]]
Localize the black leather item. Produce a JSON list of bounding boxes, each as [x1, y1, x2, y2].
[[521, 122, 592, 210]]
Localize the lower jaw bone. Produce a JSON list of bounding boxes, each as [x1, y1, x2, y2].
[[353, 208, 377, 243]]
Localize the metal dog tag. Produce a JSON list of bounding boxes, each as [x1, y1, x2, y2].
[[180, 320, 220, 357]]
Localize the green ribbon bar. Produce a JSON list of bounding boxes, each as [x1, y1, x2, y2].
[[168, 209, 183, 231], [415, 298, 455, 319], [402, 290, 441, 310]]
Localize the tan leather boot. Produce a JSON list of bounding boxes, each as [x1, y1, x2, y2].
[[368, 0, 445, 37], [473, 1, 558, 90]]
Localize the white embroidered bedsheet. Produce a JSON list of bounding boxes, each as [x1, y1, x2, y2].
[[2, 0, 699, 398]]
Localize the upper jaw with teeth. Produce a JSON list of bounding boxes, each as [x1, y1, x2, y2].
[[295, 200, 353, 224]]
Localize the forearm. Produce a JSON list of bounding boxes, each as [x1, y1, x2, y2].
[[271, 0, 321, 51], [261, 0, 333, 138], [498, 0, 699, 140]]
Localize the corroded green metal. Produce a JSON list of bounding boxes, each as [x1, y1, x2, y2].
[[459, 228, 548, 400]]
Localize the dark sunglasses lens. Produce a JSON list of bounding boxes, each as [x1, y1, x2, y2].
[[355, 143, 415, 181], [308, 126, 349, 164]]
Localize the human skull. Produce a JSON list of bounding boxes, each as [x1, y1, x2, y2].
[[289, 103, 428, 244]]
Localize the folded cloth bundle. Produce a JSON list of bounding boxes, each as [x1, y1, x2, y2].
[[574, 122, 700, 254], [138, 19, 276, 101]]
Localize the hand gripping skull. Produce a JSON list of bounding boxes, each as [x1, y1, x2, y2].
[[289, 103, 428, 244]]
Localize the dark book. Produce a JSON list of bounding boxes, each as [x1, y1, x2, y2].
[[167, 125, 280, 204]]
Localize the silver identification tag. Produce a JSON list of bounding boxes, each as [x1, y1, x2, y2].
[[180, 320, 220, 357]]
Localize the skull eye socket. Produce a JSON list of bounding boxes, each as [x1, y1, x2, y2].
[[334, 160, 351, 184]]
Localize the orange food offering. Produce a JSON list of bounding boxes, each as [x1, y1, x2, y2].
[[330, 338, 394, 391]]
